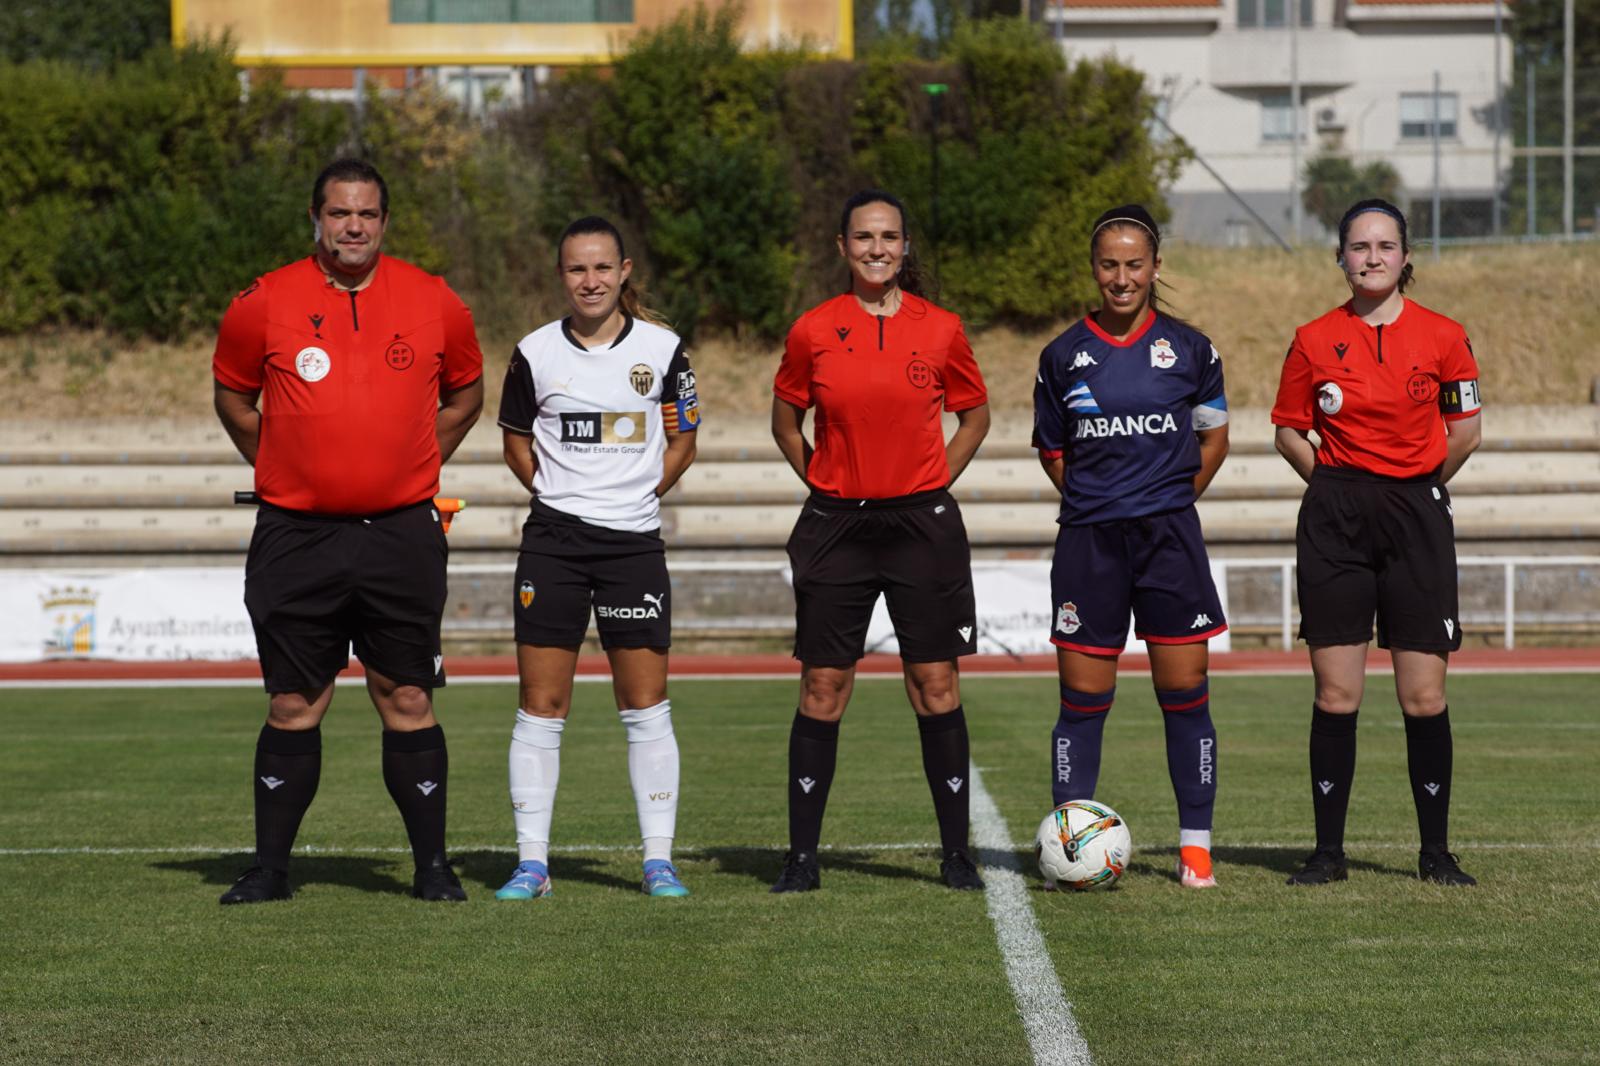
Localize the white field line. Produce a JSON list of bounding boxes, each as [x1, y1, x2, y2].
[[969, 763, 1095, 1066], [1, 839, 1594, 859]]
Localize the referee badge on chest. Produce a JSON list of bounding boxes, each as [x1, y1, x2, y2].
[[1318, 381, 1344, 415], [1149, 339, 1177, 369], [295, 346, 331, 382]]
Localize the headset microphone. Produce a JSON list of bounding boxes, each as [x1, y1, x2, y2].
[[1359, 270, 1369, 276]]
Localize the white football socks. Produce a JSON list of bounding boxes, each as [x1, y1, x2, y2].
[[1179, 828, 1212, 852], [509, 710, 564, 865], [618, 700, 679, 863]]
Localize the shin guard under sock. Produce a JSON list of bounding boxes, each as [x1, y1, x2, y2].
[[1404, 708, 1454, 850], [1158, 681, 1218, 834], [1052, 685, 1113, 806], [382, 724, 449, 869], [917, 706, 972, 854], [1309, 706, 1358, 850], [253, 724, 321, 871], [786, 711, 839, 856]]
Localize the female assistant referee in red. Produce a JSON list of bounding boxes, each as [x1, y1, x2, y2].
[[1272, 198, 1482, 887], [770, 189, 990, 893]]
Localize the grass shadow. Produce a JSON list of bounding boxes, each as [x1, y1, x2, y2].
[[154, 853, 410, 897], [1208, 845, 1415, 881], [702, 846, 944, 888]]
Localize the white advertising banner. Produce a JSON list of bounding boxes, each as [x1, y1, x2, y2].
[[2, 569, 256, 663], [865, 560, 1231, 656]]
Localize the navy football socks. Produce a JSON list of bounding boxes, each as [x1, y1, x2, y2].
[[1051, 685, 1114, 806], [1158, 681, 1218, 832]]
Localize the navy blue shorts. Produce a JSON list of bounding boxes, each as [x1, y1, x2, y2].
[[1048, 506, 1226, 655]]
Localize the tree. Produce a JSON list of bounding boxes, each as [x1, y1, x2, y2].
[[0, 0, 169, 66], [1301, 155, 1402, 232]]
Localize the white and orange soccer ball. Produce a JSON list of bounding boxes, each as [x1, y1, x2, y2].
[[1036, 800, 1133, 891]]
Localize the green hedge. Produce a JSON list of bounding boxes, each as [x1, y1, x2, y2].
[[0, 12, 1180, 342]]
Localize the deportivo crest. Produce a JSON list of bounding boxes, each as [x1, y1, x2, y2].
[[519, 580, 535, 608], [1318, 381, 1344, 415], [295, 346, 331, 382], [629, 363, 655, 396], [1149, 338, 1177, 369], [1055, 601, 1082, 635]]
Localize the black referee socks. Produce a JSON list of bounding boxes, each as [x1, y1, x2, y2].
[[253, 723, 321, 872], [917, 707, 972, 855], [382, 724, 450, 870], [1404, 708, 1454, 850], [786, 711, 839, 856], [1308, 706, 1358, 850]]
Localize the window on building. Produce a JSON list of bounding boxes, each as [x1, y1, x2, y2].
[[1261, 94, 1301, 142], [1399, 92, 1459, 139], [1239, 0, 1312, 27], [391, 0, 633, 24]]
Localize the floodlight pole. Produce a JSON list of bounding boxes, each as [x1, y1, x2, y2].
[[923, 83, 948, 286]]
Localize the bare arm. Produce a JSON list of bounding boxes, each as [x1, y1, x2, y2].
[[1194, 424, 1230, 498], [214, 382, 262, 466], [1440, 412, 1481, 484], [945, 403, 990, 486], [1038, 453, 1064, 493], [1274, 425, 1317, 484], [437, 377, 484, 463], [502, 430, 537, 494], [657, 428, 698, 497], [771, 397, 813, 485]]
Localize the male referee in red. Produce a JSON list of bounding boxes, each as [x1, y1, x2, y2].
[[212, 159, 484, 903]]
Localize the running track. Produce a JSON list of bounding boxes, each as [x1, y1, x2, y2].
[[4, 646, 1598, 684]]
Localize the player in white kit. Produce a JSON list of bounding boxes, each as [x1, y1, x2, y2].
[[493, 216, 702, 900]]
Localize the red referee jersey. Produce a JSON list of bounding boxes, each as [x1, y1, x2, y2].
[[774, 292, 987, 499], [1271, 299, 1480, 478], [213, 256, 483, 514]]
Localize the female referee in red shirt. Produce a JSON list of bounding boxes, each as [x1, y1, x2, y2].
[[770, 189, 990, 893], [1032, 204, 1231, 889], [1273, 199, 1482, 887]]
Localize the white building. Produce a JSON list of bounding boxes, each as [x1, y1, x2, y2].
[[1051, 0, 1512, 245]]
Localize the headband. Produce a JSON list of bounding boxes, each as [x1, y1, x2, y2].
[[1340, 203, 1406, 231], [1092, 216, 1158, 245]]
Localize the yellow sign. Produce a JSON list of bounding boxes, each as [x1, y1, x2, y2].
[[174, 0, 852, 66]]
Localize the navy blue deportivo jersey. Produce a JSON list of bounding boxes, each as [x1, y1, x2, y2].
[[1032, 312, 1228, 525]]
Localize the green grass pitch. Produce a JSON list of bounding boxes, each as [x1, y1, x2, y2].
[[2, 673, 1597, 1065]]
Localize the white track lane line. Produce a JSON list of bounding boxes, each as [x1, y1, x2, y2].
[[969, 763, 1095, 1066]]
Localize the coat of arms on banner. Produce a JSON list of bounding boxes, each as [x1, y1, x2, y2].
[[41, 586, 98, 658]]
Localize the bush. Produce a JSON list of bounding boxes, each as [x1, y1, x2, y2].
[[1301, 155, 1402, 234]]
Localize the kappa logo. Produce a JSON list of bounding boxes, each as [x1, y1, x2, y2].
[[945, 777, 965, 794], [958, 625, 973, 642], [1209, 344, 1221, 365], [433, 654, 444, 675], [1055, 601, 1082, 635], [1333, 342, 1349, 361], [417, 781, 439, 797], [1424, 782, 1441, 796], [260, 776, 285, 791], [1070, 350, 1098, 369], [836, 326, 851, 342], [797, 777, 817, 794], [295, 346, 331, 383], [519, 580, 535, 608], [1150, 338, 1177, 369], [1191, 613, 1213, 629], [1317, 780, 1335, 795]]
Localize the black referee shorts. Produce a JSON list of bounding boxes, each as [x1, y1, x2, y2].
[[243, 499, 448, 693], [787, 488, 977, 667], [1295, 466, 1462, 652]]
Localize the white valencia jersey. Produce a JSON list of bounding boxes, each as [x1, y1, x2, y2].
[[497, 315, 701, 533]]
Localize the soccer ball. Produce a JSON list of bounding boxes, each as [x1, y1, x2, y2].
[[1036, 800, 1133, 891]]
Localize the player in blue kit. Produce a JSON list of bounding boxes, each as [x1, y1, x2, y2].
[[1032, 205, 1231, 888]]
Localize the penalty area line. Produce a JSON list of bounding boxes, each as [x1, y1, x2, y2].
[[969, 763, 1095, 1066]]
